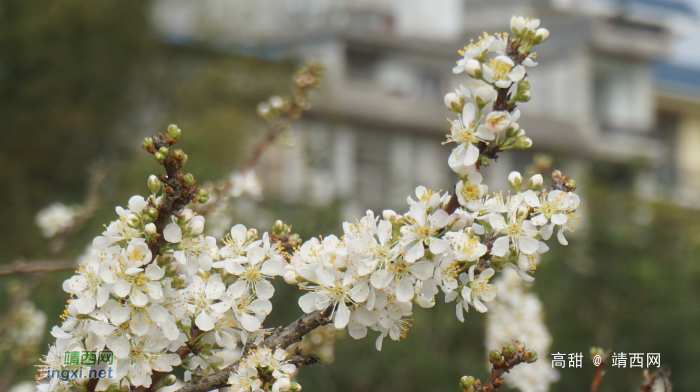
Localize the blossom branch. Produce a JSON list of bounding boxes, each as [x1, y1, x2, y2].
[[0, 259, 76, 276], [639, 367, 673, 392], [175, 308, 331, 392]]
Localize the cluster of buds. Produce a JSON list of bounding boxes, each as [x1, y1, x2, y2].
[[509, 16, 550, 52], [142, 124, 188, 168], [460, 341, 538, 392], [271, 220, 302, 253]]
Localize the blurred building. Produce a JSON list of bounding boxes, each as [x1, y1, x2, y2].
[[152, 0, 700, 216]]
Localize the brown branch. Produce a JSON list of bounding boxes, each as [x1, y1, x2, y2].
[[0, 260, 76, 276], [590, 349, 612, 392], [639, 367, 672, 392], [175, 308, 332, 392], [463, 341, 537, 392]]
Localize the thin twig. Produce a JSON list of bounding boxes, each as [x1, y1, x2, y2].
[[0, 260, 76, 276], [590, 349, 612, 392]]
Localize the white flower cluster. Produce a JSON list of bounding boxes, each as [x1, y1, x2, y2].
[[485, 269, 559, 392], [40, 193, 285, 391], [229, 347, 300, 392]]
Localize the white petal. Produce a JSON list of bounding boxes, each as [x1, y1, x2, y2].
[[428, 237, 449, 255], [395, 276, 414, 302], [491, 236, 510, 257], [334, 303, 350, 329], [552, 213, 568, 225], [163, 223, 182, 243], [195, 312, 215, 331], [255, 280, 275, 300], [518, 235, 539, 255], [405, 242, 425, 263], [239, 313, 262, 332], [128, 196, 147, 213], [463, 143, 480, 166], [410, 261, 434, 281], [298, 293, 317, 313]]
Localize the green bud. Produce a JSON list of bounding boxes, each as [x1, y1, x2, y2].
[[489, 349, 503, 364], [180, 153, 188, 168], [145, 206, 158, 219], [513, 340, 525, 351], [528, 174, 544, 190], [460, 376, 475, 389], [517, 79, 530, 91], [166, 124, 181, 140], [126, 214, 141, 228], [171, 148, 184, 160], [503, 342, 516, 356], [154, 152, 166, 163], [162, 374, 177, 387], [148, 175, 161, 194], [273, 220, 288, 235], [290, 382, 302, 392], [516, 91, 531, 102], [197, 188, 209, 204], [183, 173, 195, 186], [514, 137, 532, 149], [158, 146, 169, 156], [524, 349, 538, 363], [142, 137, 155, 151]]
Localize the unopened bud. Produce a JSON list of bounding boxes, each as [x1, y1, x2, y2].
[[180, 154, 188, 168], [158, 146, 169, 156], [145, 223, 157, 236], [516, 90, 531, 102], [503, 342, 516, 356], [269, 95, 284, 110], [274, 378, 291, 392], [247, 228, 258, 240], [197, 188, 209, 203], [517, 79, 530, 91], [161, 374, 177, 387], [145, 206, 158, 219], [148, 175, 161, 194], [142, 137, 155, 151], [444, 92, 464, 112], [524, 349, 538, 363], [273, 220, 288, 234], [535, 28, 549, 43], [183, 173, 195, 186], [289, 382, 301, 392], [166, 124, 181, 140], [257, 102, 271, 117], [154, 152, 166, 163], [489, 349, 504, 365], [516, 205, 529, 219], [171, 149, 184, 160], [508, 171, 523, 190], [513, 340, 525, 351], [283, 270, 299, 285], [515, 137, 532, 149], [465, 59, 482, 78], [460, 376, 475, 389]]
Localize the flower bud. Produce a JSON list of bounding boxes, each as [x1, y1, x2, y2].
[[465, 59, 482, 78], [289, 382, 302, 392], [269, 95, 284, 110], [197, 188, 209, 203], [535, 28, 549, 43], [513, 340, 525, 351], [508, 171, 523, 190], [183, 173, 195, 187], [154, 152, 166, 163], [382, 209, 397, 221], [524, 349, 538, 363], [142, 137, 155, 151], [274, 378, 291, 392], [400, 226, 410, 236], [510, 16, 526, 36], [444, 92, 464, 112], [283, 271, 298, 286], [162, 374, 177, 387], [148, 175, 161, 195], [460, 376, 475, 389], [158, 146, 169, 156], [515, 137, 533, 149], [489, 349, 504, 366], [516, 205, 529, 219], [529, 174, 543, 190], [180, 153, 189, 168], [503, 342, 516, 356], [257, 102, 271, 117], [247, 228, 258, 240], [145, 206, 158, 219], [517, 79, 530, 91], [145, 223, 157, 236], [166, 124, 181, 140], [171, 148, 184, 160]]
